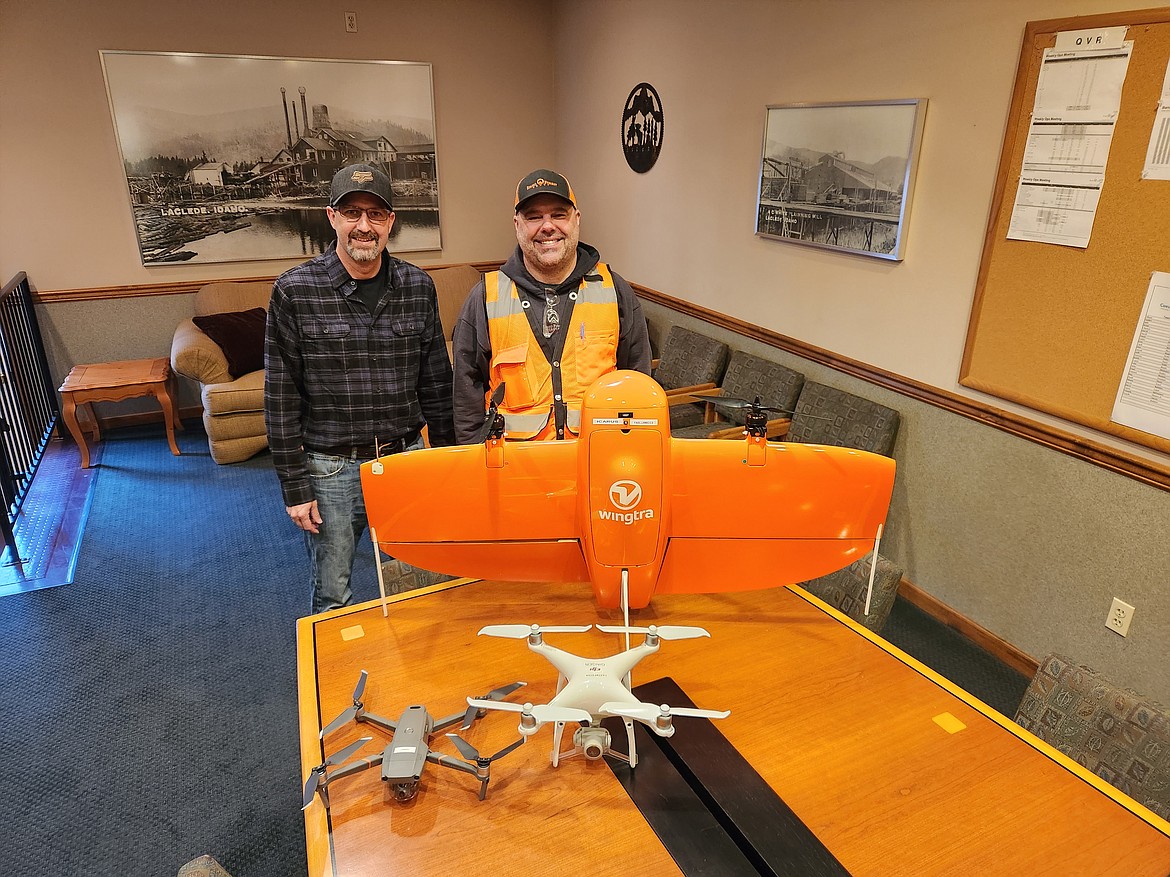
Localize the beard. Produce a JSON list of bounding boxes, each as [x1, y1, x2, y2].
[[520, 231, 579, 279], [345, 233, 383, 262]]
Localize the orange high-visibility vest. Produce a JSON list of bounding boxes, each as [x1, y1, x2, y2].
[[484, 265, 619, 440]]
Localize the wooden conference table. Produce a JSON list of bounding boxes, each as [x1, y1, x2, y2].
[[297, 579, 1170, 876]]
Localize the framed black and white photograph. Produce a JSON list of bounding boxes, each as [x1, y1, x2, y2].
[[100, 51, 441, 266], [755, 99, 926, 261]]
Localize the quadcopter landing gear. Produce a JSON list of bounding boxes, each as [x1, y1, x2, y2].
[[551, 720, 639, 768]]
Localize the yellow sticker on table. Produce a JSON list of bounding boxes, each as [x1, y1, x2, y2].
[[340, 625, 365, 641], [933, 712, 966, 734]]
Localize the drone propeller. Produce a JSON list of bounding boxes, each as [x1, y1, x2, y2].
[[466, 698, 592, 726], [715, 395, 833, 423], [447, 733, 525, 766], [478, 623, 593, 639], [595, 624, 710, 641], [713, 394, 798, 416], [599, 702, 730, 722], [320, 670, 369, 738], [460, 680, 527, 730], [446, 734, 525, 800], [472, 382, 508, 444], [301, 735, 373, 809]]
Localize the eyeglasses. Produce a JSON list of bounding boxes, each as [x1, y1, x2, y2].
[[335, 205, 392, 223]]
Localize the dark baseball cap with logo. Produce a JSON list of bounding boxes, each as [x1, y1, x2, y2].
[[330, 163, 393, 210], [514, 168, 577, 212]]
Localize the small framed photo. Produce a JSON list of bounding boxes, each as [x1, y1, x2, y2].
[[755, 99, 927, 261]]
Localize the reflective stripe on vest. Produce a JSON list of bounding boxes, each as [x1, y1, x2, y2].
[[484, 265, 619, 440]]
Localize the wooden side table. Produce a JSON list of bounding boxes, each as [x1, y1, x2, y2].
[[58, 357, 182, 468]]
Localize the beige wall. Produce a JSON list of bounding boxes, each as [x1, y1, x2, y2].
[[4, 0, 1169, 701], [555, 0, 1164, 464], [554, 0, 1170, 702], [1, 0, 557, 406], [0, 0, 552, 292]]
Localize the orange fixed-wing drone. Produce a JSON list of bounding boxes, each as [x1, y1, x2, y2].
[[361, 370, 894, 611]]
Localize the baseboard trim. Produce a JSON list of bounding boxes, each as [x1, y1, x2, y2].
[[897, 578, 1038, 679]]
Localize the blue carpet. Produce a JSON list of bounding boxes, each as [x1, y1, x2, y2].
[[0, 425, 1031, 875], [883, 597, 1030, 718], [0, 426, 388, 877]]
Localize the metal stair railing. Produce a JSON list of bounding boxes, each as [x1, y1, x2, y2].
[[0, 272, 60, 564]]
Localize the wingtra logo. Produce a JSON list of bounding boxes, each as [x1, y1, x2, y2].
[[599, 480, 655, 525]]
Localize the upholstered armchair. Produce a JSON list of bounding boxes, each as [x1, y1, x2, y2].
[[170, 281, 271, 465], [1014, 654, 1170, 818], [425, 263, 482, 360]]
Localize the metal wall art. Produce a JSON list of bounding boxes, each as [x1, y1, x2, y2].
[[622, 82, 664, 173]]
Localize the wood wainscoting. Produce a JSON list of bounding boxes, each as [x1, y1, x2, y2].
[[633, 282, 1170, 494]]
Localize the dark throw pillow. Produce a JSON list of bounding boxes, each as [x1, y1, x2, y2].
[[192, 307, 267, 379]]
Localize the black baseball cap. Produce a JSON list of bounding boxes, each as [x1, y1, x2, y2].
[[515, 168, 577, 211], [330, 163, 393, 210]]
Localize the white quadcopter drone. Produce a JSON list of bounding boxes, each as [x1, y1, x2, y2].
[[468, 623, 729, 769]]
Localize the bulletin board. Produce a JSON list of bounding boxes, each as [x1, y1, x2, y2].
[[960, 7, 1170, 455]]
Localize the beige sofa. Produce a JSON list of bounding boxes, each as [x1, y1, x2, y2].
[[170, 264, 483, 465]]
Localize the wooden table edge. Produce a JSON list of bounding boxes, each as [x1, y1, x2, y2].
[[787, 583, 1170, 838], [297, 579, 1170, 877]]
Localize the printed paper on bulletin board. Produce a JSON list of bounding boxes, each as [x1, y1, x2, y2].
[[960, 7, 1170, 455]]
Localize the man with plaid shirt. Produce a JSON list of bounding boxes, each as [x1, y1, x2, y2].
[[265, 163, 455, 613]]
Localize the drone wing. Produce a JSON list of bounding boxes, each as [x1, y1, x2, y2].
[[361, 441, 588, 583], [654, 438, 894, 594], [361, 372, 895, 609]]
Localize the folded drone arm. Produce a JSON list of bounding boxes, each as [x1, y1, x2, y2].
[[356, 710, 398, 734], [427, 750, 478, 778], [431, 710, 469, 732], [325, 752, 385, 784]]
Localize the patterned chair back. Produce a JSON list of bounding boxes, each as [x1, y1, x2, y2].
[[798, 552, 902, 632], [787, 381, 900, 457], [712, 351, 805, 426], [652, 326, 730, 429], [653, 325, 730, 390], [1015, 654, 1170, 819]]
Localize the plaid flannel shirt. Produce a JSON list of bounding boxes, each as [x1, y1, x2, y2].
[[264, 246, 455, 507]]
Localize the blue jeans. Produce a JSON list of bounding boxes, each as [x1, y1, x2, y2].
[[305, 438, 423, 613]]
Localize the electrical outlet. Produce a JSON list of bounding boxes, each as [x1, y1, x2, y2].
[[1106, 597, 1135, 637], [345, 11, 358, 33]]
